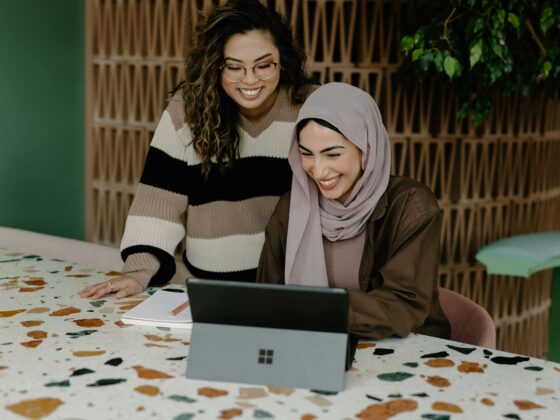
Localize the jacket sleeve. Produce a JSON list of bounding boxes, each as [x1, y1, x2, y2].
[[349, 202, 442, 339], [256, 194, 290, 285], [120, 97, 188, 287]]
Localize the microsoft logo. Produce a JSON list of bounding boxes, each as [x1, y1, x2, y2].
[[258, 349, 274, 365]]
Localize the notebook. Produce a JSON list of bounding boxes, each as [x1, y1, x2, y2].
[[120, 290, 192, 329], [186, 279, 349, 392]]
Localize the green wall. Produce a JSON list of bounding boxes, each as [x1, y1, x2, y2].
[[0, 0, 84, 240]]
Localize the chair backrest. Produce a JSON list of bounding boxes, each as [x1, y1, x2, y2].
[[439, 287, 496, 349]]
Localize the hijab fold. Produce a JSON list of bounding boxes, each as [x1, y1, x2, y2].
[[285, 83, 391, 287]]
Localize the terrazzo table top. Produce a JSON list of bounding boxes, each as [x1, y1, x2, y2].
[[1, 248, 559, 419]]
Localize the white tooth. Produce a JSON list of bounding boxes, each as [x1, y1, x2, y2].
[[240, 88, 260, 96], [319, 177, 338, 186]]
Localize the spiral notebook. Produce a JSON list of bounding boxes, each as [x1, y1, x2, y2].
[[120, 290, 192, 329]]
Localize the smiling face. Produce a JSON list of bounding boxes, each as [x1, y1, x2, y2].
[[220, 30, 281, 120], [298, 120, 363, 203]]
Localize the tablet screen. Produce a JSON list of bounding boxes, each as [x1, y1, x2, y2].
[[186, 279, 348, 333]]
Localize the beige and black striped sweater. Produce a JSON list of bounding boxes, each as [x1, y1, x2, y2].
[[120, 88, 301, 287]]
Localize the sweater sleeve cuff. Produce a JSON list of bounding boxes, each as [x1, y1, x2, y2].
[[122, 252, 161, 289], [121, 245, 176, 286]]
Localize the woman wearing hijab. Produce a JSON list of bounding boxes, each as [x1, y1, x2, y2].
[[257, 83, 451, 339]]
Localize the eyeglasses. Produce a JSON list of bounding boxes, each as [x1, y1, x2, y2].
[[220, 62, 279, 83]]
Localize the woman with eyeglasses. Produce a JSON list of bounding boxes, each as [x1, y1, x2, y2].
[[80, 0, 316, 299], [257, 83, 451, 339]]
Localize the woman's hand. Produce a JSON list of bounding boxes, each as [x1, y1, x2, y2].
[[79, 275, 144, 299]]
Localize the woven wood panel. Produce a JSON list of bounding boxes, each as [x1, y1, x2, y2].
[[86, 0, 560, 358]]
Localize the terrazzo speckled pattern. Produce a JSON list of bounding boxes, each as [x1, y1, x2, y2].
[[1, 248, 559, 419]]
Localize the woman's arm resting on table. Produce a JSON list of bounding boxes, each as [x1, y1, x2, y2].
[[79, 252, 160, 299]]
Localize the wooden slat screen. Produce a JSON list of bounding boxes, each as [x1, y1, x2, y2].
[[86, 0, 560, 358]]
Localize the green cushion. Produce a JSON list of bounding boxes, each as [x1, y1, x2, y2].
[[475, 232, 560, 277]]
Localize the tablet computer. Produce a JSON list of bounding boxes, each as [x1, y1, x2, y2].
[[186, 279, 349, 392]]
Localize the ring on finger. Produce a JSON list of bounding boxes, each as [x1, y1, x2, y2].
[[106, 281, 113, 292]]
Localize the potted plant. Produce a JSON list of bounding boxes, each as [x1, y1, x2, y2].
[[399, 0, 559, 126]]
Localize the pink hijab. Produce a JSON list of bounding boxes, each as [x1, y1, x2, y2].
[[285, 83, 391, 286]]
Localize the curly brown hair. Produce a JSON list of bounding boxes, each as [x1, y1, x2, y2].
[[177, 0, 315, 178]]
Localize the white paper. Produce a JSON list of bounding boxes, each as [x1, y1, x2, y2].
[[120, 290, 192, 329]]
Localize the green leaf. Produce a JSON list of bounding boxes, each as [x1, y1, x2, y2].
[[489, 62, 503, 83], [457, 103, 470, 119], [473, 17, 484, 35], [472, 94, 491, 126], [497, 9, 506, 25], [543, 61, 552, 76], [491, 12, 505, 31], [401, 35, 415, 54], [433, 51, 444, 72], [503, 56, 513, 73], [540, 7, 555, 33], [507, 13, 520, 30], [418, 51, 434, 72], [414, 31, 425, 49], [470, 40, 483, 68], [471, 110, 486, 126], [491, 38, 506, 60], [443, 56, 461, 79], [466, 16, 484, 38], [549, 46, 560, 59], [412, 48, 424, 62]]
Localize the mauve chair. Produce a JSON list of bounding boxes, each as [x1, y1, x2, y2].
[[439, 287, 496, 349]]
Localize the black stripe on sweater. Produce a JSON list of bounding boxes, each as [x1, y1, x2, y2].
[[186, 157, 291, 206], [121, 245, 177, 286], [140, 147, 189, 195], [184, 256, 257, 283], [139, 147, 292, 204]]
